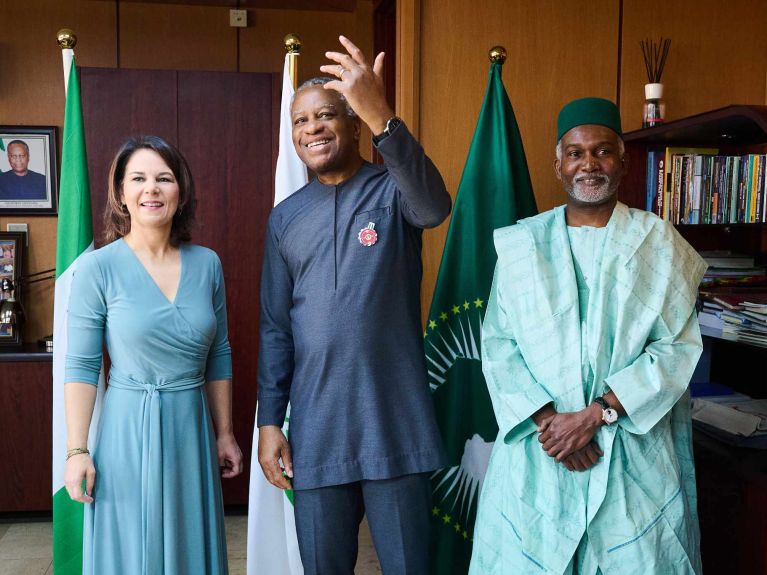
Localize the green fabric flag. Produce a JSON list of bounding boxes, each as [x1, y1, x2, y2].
[[53, 52, 94, 575], [426, 61, 537, 574], [55, 56, 93, 277]]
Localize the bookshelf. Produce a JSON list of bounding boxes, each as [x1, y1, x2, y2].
[[621, 106, 767, 575], [622, 105, 767, 258]]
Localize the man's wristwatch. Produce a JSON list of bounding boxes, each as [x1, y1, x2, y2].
[[372, 116, 402, 145], [594, 396, 618, 425]]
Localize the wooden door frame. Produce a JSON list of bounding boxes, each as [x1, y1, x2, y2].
[[396, 0, 420, 138]]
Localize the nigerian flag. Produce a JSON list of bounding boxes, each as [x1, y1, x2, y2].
[[52, 48, 105, 575], [426, 59, 537, 573], [246, 52, 306, 575]]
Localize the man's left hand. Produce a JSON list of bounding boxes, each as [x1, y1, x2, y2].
[[537, 404, 602, 461], [320, 35, 395, 135]]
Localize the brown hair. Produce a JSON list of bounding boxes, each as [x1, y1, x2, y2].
[[103, 135, 196, 246]]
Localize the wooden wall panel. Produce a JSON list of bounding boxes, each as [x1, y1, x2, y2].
[[81, 68, 179, 242], [417, 0, 619, 319], [178, 71, 275, 503], [0, 0, 116, 127], [620, 0, 767, 132], [119, 2, 237, 70]]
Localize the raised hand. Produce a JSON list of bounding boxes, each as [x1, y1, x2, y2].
[[319, 35, 395, 135]]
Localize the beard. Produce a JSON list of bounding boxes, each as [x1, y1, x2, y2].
[[565, 173, 618, 204]]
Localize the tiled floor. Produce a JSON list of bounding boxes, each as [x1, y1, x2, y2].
[[0, 513, 382, 575]]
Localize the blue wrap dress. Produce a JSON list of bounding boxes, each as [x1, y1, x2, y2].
[[65, 239, 232, 575]]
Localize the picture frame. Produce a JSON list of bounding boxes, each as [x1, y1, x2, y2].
[[0, 126, 58, 215], [0, 232, 25, 347]]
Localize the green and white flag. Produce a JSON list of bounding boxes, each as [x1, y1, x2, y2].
[[246, 52, 306, 575], [426, 60, 537, 574], [52, 48, 104, 575]]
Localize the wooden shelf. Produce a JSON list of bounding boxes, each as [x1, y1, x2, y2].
[[624, 105, 767, 147]]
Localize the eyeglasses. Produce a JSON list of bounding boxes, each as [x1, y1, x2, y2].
[[8, 154, 28, 160]]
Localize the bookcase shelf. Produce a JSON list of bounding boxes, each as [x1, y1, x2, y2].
[[621, 106, 767, 575], [624, 104, 767, 147], [621, 106, 767, 226]]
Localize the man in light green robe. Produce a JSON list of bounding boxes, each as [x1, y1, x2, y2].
[[470, 98, 707, 574]]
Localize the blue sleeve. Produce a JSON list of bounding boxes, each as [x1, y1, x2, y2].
[[205, 254, 233, 382], [256, 218, 295, 427], [375, 121, 452, 229], [64, 254, 106, 386]]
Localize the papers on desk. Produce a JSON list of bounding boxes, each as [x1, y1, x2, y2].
[[691, 396, 767, 448]]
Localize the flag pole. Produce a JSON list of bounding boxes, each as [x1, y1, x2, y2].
[[284, 34, 301, 89], [57, 28, 77, 94]]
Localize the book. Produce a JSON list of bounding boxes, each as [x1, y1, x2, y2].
[[645, 149, 656, 212], [756, 154, 765, 223], [691, 397, 767, 437], [699, 250, 755, 268], [662, 147, 718, 221], [690, 155, 703, 224], [728, 155, 740, 223]]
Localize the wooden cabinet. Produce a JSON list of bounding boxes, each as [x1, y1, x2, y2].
[[620, 105, 767, 575], [0, 349, 53, 512]]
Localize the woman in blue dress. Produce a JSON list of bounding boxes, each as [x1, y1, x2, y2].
[[63, 135, 243, 574]]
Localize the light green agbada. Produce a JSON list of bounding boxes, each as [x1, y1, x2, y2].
[[470, 203, 706, 574]]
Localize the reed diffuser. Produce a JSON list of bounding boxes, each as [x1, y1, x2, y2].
[[640, 37, 671, 128]]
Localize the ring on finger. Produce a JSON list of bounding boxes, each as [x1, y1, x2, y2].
[[339, 67, 347, 78]]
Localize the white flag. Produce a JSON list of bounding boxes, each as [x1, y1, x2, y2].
[[246, 53, 307, 575]]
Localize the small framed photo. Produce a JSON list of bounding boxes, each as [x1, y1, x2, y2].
[[0, 231, 25, 347], [0, 126, 58, 215]]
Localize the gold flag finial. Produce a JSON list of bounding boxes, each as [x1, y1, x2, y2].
[[57, 29, 77, 50], [284, 34, 302, 55], [488, 46, 507, 64]]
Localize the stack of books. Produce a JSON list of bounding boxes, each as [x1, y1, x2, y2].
[[698, 250, 767, 288], [645, 148, 767, 224], [698, 289, 767, 347], [691, 392, 767, 448]]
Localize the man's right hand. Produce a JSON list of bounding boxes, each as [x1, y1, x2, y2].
[[258, 425, 294, 490], [561, 441, 603, 472]]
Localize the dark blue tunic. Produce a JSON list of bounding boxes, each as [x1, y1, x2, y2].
[[258, 122, 450, 490], [0, 170, 47, 200]]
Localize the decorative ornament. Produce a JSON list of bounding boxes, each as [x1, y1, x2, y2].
[[358, 222, 378, 247]]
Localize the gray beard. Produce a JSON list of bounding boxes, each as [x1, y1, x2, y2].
[[566, 175, 616, 204]]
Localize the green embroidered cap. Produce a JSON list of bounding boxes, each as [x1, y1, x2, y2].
[[557, 97, 622, 141]]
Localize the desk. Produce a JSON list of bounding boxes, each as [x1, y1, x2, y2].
[[695, 431, 767, 574], [0, 345, 52, 512]]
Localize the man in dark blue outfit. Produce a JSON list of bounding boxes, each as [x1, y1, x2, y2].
[[0, 140, 47, 200], [257, 36, 450, 573]]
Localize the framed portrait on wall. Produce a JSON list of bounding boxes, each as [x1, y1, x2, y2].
[[0, 231, 25, 347], [0, 126, 58, 215]]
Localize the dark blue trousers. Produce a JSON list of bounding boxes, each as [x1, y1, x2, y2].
[[293, 473, 432, 574]]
